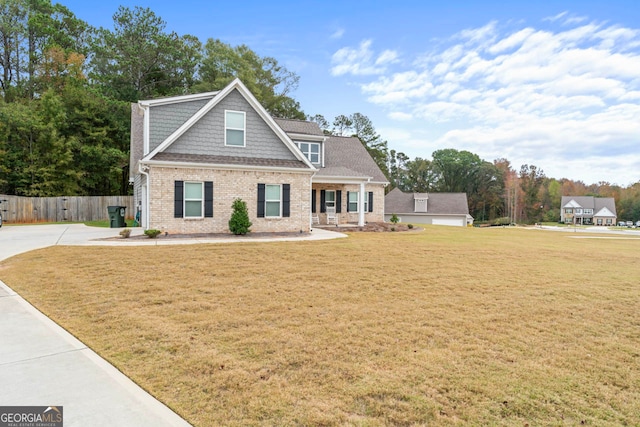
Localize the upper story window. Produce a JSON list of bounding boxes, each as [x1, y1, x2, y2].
[[575, 208, 582, 214], [584, 209, 593, 214], [225, 110, 245, 147], [565, 209, 573, 214], [296, 142, 320, 164]]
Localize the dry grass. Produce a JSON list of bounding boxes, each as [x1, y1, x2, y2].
[[2, 227, 640, 426]]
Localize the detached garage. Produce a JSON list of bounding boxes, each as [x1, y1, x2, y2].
[[384, 188, 473, 227]]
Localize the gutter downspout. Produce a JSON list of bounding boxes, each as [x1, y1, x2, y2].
[[138, 162, 150, 229]]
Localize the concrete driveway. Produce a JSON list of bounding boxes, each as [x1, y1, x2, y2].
[[0, 223, 345, 426], [0, 224, 191, 427]]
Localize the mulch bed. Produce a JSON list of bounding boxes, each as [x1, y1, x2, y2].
[[112, 223, 416, 241], [316, 222, 414, 232]]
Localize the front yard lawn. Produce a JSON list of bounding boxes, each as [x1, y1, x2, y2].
[[1, 227, 639, 425]]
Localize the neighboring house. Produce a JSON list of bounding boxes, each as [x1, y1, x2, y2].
[[129, 78, 388, 234], [560, 196, 617, 225], [384, 188, 473, 227]]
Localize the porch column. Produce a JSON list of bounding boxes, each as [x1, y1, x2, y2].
[[359, 182, 365, 226]]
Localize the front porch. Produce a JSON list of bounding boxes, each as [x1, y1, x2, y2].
[[311, 182, 384, 227]]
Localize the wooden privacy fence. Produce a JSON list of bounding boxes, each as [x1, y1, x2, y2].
[[0, 194, 134, 224]]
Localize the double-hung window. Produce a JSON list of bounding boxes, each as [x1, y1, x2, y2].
[[348, 191, 359, 212], [184, 182, 203, 218], [265, 184, 281, 217], [296, 142, 320, 164], [257, 183, 290, 218], [174, 181, 213, 219], [225, 110, 245, 146], [325, 190, 335, 208]]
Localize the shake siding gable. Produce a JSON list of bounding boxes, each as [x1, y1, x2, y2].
[[164, 89, 298, 161], [149, 99, 211, 153]]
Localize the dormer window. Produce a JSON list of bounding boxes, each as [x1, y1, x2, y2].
[[296, 142, 320, 164], [414, 193, 428, 213], [225, 110, 245, 146]]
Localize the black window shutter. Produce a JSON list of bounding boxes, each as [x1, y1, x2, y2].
[[174, 181, 184, 218], [257, 183, 265, 218], [346, 191, 350, 212], [311, 189, 316, 213], [368, 191, 374, 212], [320, 190, 326, 213], [282, 184, 290, 217], [204, 181, 213, 218], [336, 190, 342, 213]]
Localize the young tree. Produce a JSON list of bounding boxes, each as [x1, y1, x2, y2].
[[228, 198, 251, 235]]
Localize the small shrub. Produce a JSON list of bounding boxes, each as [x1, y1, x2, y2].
[[144, 229, 162, 239], [229, 198, 252, 235], [389, 214, 399, 224], [407, 224, 414, 229], [390, 226, 396, 232], [119, 228, 131, 238]]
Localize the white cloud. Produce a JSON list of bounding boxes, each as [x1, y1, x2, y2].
[[330, 40, 399, 76], [543, 11, 568, 22], [388, 111, 413, 121], [330, 28, 345, 39], [335, 17, 640, 184]]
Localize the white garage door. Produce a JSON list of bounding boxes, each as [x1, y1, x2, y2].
[[432, 218, 464, 227]]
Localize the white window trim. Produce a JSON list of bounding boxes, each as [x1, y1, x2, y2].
[[349, 191, 359, 213], [184, 181, 204, 219], [296, 141, 321, 164], [325, 190, 336, 208], [225, 110, 246, 147], [265, 184, 282, 218]]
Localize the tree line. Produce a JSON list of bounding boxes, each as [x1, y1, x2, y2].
[[0, 2, 304, 197], [310, 113, 640, 224], [1, 1, 638, 223]]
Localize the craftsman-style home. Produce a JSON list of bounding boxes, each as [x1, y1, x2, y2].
[[129, 79, 388, 234]]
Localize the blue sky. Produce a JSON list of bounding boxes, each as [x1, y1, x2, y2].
[[61, 1, 640, 186]]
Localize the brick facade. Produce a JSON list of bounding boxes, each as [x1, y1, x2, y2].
[[149, 166, 312, 234]]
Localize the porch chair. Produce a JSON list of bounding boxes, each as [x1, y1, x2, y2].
[[326, 206, 338, 225]]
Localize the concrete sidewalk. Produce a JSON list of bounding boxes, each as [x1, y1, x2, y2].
[[0, 224, 346, 426]]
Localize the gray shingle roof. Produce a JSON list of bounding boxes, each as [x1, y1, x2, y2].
[[316, 135, 388, 183], [561, 196, 617, 216], [151, 152, 310, 169], [385, 188, 470, 214], [274, 118, 324, 136]]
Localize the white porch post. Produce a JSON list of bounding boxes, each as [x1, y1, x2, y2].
[[359, 182, 365, 226]]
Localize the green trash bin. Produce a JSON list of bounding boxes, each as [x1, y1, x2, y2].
[[107, 206, 127, 228]]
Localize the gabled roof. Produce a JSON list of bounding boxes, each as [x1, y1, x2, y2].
[[594, 206, 616, 218], [385, 188, 469, 215], [275, 118, 325, 136], [139, 79, 314, 169], [315, 135, 388, 184], [561, 196, 617, 216]]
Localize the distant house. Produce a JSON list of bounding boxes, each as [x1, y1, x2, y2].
[[384, 188, 473, 227], [560, 196, 617, 226], [129, 78, 388, 234]]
